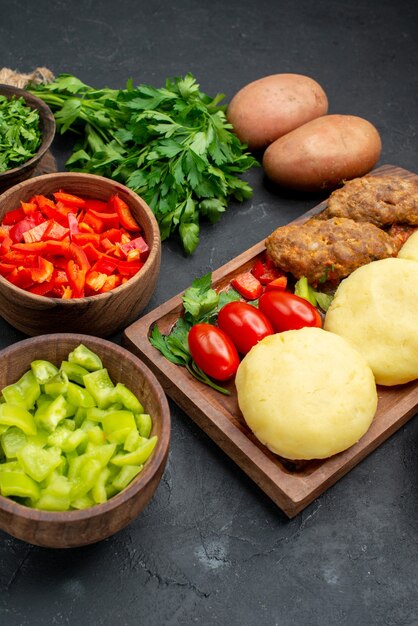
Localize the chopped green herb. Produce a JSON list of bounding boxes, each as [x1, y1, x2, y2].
[[30, 73, 258, 254], [149, 272, 239, 392], [0, 95, 42, 172]]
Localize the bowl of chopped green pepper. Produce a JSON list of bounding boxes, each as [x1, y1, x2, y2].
[[0, 84, 55, 192], [0, 333, 171, 548]]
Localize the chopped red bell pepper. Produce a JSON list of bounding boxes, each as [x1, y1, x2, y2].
[[89, 210, 119, 230], [67, 213, 80, 237], [0, 189, 146, 299], [29, 257, 54, 283], [23, 221, 51, 244], [2, 207, 25, 225], [231, 271, 263, 300], [119, 236, 149, 260], [264, 276, 288, 291], [83, 199, 109, 212], [45, 221, 70, 241], [53, 191, 86, 208], [66, 259, 86, 298], [109, 194, 140, 232], [83, 211, 105, 233]]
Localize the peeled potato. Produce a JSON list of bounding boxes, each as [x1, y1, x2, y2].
[[397, 230, 418, 261], [262, 114, 382, 192], [235, 327, 377, 460], [324, 257, 418, 385], [227, 73, 328, 151]]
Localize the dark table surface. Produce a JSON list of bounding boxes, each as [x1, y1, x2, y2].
[[0, 1, 417, 625]]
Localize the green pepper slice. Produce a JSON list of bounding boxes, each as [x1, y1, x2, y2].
[[68, 344, 103, 372]]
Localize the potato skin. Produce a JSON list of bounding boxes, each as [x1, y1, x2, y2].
[[262, 114, 382, 192], [227, 73, 328, 151]]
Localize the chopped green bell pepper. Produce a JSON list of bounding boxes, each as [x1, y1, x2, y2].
[[30, 360, 59, 385], [60, 361, 90, 386], [1, 426, 27, 458], [111, 436, 158, 466], [83, 368, 115, 409], [0, 471, 40, 500], [68, 344, 103, 372], [0, 403, 37, 435], [1, 370, 40, 410], [16, 443, 62, 482]]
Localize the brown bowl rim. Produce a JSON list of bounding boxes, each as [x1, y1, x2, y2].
[[0, 172, 160, 305], [0, 84, 56, 180], [0, 333, 171, 522]]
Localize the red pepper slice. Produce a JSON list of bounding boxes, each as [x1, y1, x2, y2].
[[7, 267, 33, 289], [20, 201, 38, 215], [85, 270, 107, 292], [83, 211, 105, 233], [264, 276, 288, 291], [67, 213, 80, 237], [9, 214, 43, 243], [0, 236, 13, 255], [101, 228, 123, 243], [69, 242, 90, 272], [72, 233, 101, 247], [45, 221, 70, 241], [0, 261, 15, 276], [2, 207, 25, 225], [92, 256, 118, 276], [119, 236, 149, 260], [53, 191, 86, 208], [29, 257, 54, 283], [12, 241, 48, 254], [231, 271, 263, 300], [116, 260, 143, 277], [83, 199, 109, 212], [23, 221, 52, 244], [89, 210, 119, 230], [66, 259, 86, 298], [109, 194, 139, 232], [82, 242, 103, 264], [250, 259, 267, 281]]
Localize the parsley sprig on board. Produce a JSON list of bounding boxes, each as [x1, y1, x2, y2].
[[150, 273, 240, 393], [30, 73, 257, 254], [0, 95, 42, 172]]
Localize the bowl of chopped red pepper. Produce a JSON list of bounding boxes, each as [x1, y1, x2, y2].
[[0, 172, 161, 337], [0, 84, 56, 192]]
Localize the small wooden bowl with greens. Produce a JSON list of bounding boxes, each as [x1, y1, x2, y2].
[[0, 84, 56, 192]]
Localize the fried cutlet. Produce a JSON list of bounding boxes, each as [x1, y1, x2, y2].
[[317, 175, 418, 228], [265, 216, 398, 287]]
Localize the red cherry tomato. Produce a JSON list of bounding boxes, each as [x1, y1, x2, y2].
[[188, 323, 240, 381], [217, 301, 274, 354], [258, 291, 322, 332]]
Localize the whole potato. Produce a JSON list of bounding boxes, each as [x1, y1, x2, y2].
[[262, 114, 382, 192], [227, 73, 328, 151]]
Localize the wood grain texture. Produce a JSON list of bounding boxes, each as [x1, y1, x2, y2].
[[0, 334, 171, 547], [0, 172, 161, 337], [123, 165, 418, 518]]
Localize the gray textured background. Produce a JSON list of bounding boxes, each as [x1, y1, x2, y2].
[[0, 1, 417, 624]]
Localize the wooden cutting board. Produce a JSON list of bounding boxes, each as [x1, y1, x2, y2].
[[123, 164, 418, 518]]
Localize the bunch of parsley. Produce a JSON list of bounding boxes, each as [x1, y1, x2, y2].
[[150, 273, 240, 393], [30, 73, 257, 254], [0, 95, 42, 172]]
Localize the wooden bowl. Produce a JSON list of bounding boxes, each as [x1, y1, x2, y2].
[[0, 333, 171, 548], [0, 84, 56, 192], [0, 172, 161, 337]]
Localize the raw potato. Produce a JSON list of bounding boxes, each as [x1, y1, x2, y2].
[[235, 327, 377, 460], [397, 230, 418, 261], [262, 114, 382, 192], [324, 257, 418, 385], [227, 73, 328, 151]]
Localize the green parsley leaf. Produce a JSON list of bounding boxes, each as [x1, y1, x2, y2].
[[30, 72, 258, 254]]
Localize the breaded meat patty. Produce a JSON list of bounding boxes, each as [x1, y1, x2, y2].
[[317, 175, 418, 227], [265, 217, 398, 286]]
